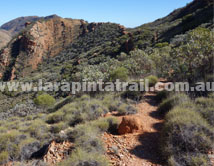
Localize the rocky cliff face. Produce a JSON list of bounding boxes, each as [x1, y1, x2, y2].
[[0, 17, 86, 80], [0, 16, 42, 50], [0, 17, 120, 80], [0, 30, 11, 49], [0, 16, 40, 36]]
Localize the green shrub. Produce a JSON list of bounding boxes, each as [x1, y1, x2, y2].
[[48, 97, 110, 128], [105, 117, 119, 134], [121, 81, 144, 101], [34, 94, 56, 108], [174, 101, 196, 110], [195, 97, 214, 127], [86, 100, 108, 120], [208, 93, 214, 98], [102, 95, 123, 112], [102, 94, 120, 112], [0, 131, 21, 151], [155, 90, 170, 103], [46, 111, 65, 124], [74, 134, 104, 153], [162, 107, 214, 163], [117, 104, 137, 115], [25, 120, 50, 141], [0, 127, 6, 133], [58, 148, 109, 166], [66, 117, 118, 150], [47, 96, 74, 113], [50, 122, 68, 134], [155, 42, 169, 48], [0, 131, 28, 161], [66, 113, 86, 127], [121, 90, 143, 101], [198, 107, 214, 126], [66, 122, 104, 153], [195, 97, 214, 108], [90, 117, 119, 133], [145, 75, 158, 87], [66, 124, 99, 142], [158, 93, 190, 115], [168, 153, 211, 166], [90, 119, 110, 132], [109, 67, 129, 81], [5, 143, 19, 161], [0, 151, 8, 164]]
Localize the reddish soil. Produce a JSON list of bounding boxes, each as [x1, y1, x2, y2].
[[102, 92, 164, 166]]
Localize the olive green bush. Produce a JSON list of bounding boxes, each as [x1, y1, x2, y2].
[[109, 67, 129, 82], [155, 90, 170, 103], [59, 117, 119, 166], [168, 153, 211, 166], [34, 94, 56, 108], [117, 103, 137, 115], [161, 106, 214, 165], [158, 93, 190, 115], [121, 80, 145, 101], [0, 151, 8, 165], [145, 75, 158, 87], [58, 148, 109, 166], [195, 97, 214, 127]]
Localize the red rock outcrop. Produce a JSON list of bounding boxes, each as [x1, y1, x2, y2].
[[0, 17, 126, 80], [118, 116, 143, 135], [43, 141, 74, 166], [0, 17, 87, 80]]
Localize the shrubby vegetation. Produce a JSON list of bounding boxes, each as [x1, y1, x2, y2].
[[58, 27, 213, 86], [109, 67, 129, 82], [158, 93, 190, 115], [34, 94, 56, 108], [58, 148, 109, 166], [169, 28, 214, 82], [145, 75, 158, 87], [0, 2, 213, 164], [0, 93, 126, 164], [155, 90, 170, 103], [46, 94, 137, 127], [58, 116, 119, 166], [161, 94, 214, 165]]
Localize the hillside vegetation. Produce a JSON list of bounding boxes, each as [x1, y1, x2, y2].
[[0, 0, 213, 165]]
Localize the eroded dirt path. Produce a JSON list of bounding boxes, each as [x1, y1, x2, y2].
[[102, 93, 164, 166]]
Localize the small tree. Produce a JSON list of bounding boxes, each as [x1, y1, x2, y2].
[[34, 94, 56, 108], [109, 67, 129, 82], [171, 27, 214, 82]]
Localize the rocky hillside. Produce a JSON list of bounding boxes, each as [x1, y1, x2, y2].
[[0, 15, 61, 50], [0, 30, 11, 49], [0, 0, 212, 81], [0, 16, 41, 49], [0, 17, 126, 81], [0, 0, 213, 165], [130, 0, 213, 45], [0, 16, 40, 36], [0, 16, 84, 80]]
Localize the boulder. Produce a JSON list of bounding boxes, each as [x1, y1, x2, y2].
[[118, 116, 143, 135]]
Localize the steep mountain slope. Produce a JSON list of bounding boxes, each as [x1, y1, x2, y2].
[[0, 16, 84, 80], [0, 0, 213, 165], [0, 30, 11, 49], [0, 0, 212, 82], [0, 16, 40, 35], [0, 16, 126, 80], [131, 0, 213, 45], [0, 15, 62, 49]]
